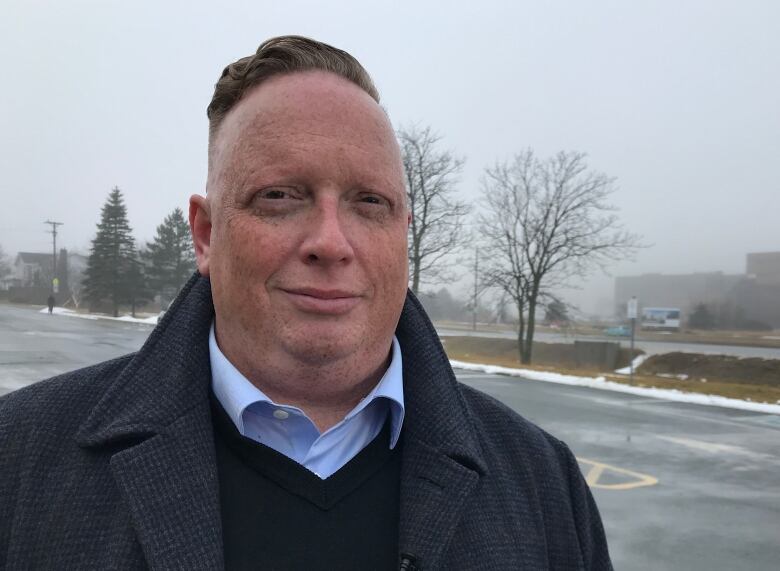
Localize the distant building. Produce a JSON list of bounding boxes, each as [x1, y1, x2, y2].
[[12, 252, 53, 288], [615, 251, 780, 328], [5, 249, 82, 305], [746, 251, 780, 286], [614, 271, 743, 316]]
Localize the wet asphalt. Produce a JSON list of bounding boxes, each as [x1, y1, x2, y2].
[[2, 304, 778, 570], [458, 371, 780, 571]]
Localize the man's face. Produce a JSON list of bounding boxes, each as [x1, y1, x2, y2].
[[191, 71, 409, 376]]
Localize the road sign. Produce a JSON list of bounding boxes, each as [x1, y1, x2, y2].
[[52, 278, 59, 294], [627, 297, 638, 319]]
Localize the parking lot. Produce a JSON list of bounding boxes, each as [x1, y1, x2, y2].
[[2, 304, 779, 570], [457, 371, 780, 570]]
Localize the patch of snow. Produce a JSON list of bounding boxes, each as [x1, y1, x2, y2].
[[450, 359, 780, 415], [614, 354, 648, 375], [39, 307, 157, 325], [761, 335, 780, 340], [40, 307, 99, 320], [655, 373, 688, 380], [115, 314, 160, 324], [40, 307, 72, 315]]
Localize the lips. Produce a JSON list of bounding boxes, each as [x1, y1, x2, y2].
[[280, 287, 362, 315]]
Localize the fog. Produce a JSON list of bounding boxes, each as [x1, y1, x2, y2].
[[2, 0, 778, 315]]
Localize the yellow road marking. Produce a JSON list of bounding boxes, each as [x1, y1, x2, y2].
[[577, 457, 659, 490]]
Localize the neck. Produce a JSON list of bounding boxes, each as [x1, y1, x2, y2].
[[216, 330, 392, 433], [251, 360, 389, 433]]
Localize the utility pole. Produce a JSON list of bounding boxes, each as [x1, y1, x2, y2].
[[626, 295, 638, 444], [627, 296, 638, 385], [472, 247, 479, 331], [44, 220, 63, 293]]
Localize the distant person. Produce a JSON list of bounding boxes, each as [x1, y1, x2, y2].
[[46, 294, 54, 315], [0, 36, 612, 569]]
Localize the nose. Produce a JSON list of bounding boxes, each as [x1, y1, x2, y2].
[[299, 199, 354, 266]]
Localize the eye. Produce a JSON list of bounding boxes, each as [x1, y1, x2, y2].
[[247, 186, 305, 216], [257, 188, 299, 200], [356, 192, 390, 207]]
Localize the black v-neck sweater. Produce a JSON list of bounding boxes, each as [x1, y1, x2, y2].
[[211, 395, 403, 570]]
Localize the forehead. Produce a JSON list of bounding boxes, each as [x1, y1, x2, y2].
[[210, 71, 400, 184]]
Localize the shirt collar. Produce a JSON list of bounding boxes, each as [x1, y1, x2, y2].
[[209, 322, 405, 448]]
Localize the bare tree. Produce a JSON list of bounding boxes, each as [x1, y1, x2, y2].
[[67, 253, 86, 309], [479, 154, 533, 358], [493, 291, 512, 325], [481, 149, 641, 364], [399, 125, 470, 294]]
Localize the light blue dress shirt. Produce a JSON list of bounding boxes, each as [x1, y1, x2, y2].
[[209, 323, 405, 479]]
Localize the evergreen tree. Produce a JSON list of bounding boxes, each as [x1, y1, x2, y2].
[[0, 245, 11, 280], [545, 299, 570, 324], [689, 302, 715, 329], [125, 252, 153, 318], [142, 207, 196, 307], [83, 186, 141, 317]]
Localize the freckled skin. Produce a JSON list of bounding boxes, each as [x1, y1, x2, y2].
[[190, 71, 409, 431]]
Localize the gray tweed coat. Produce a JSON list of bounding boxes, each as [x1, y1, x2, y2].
[[0, 276, 612, 570]]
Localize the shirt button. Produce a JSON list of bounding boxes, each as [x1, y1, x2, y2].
[[273, 409, 290, 420]]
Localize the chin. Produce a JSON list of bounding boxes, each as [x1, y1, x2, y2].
[[280, 324, 371, 361], [284, 340, 358, 366]]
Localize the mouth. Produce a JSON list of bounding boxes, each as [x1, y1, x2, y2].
[[280, 287, 362, 315]]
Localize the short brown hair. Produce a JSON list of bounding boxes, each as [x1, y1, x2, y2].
[[207, 35, 379, 150]]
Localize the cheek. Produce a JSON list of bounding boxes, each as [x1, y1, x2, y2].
[[215, 219, 285, 287], [365, 230, 409, 287]]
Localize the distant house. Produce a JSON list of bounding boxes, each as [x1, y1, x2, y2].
[[6, 249, 83, 304], [13, 252, 56, 288]]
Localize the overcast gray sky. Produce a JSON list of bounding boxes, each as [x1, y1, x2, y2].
[[1, 0, 778, 314]]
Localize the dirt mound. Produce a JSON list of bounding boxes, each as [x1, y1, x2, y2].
[[638, 352, 780, 387]]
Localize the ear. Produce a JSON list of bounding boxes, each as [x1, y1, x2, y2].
[[189, 194, 212, 277]]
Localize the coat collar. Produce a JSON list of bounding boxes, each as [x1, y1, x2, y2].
[[395, 292, 487, 569], [76, 275, 216, 446], [76, 274, 486, 570], [76, 275, 223, 570]]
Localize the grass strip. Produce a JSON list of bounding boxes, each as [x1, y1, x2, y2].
[[442, 337, 780, 405]]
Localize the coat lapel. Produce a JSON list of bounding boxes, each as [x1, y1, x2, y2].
[[76, 275, 223, 570], [398, 437, 480, 568], [109, 404, 223, 570], [396, 293, 488, 569]]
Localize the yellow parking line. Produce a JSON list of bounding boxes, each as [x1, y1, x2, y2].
[[577, 457, 659, 490], [583, 463, 606, 487]]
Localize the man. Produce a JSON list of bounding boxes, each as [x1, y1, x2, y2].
[[0, 36, 612, 570]]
